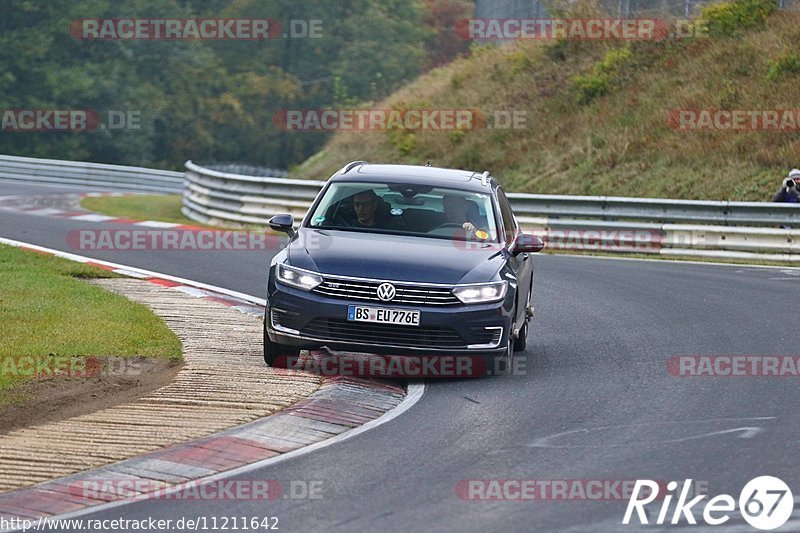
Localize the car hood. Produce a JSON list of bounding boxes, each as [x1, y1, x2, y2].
[[286, 228, 505, 284]]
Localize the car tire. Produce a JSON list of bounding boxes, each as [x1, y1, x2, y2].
[[263, 321, 300, 367], [492, 335, 514, 377], [513, 320, 528, 352]]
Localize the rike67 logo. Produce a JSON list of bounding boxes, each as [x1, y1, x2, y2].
[[623, 477, 794, 530]]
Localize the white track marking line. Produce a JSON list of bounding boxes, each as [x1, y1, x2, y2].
[[133, 220, 183, 228], [69, 213, 118, 222], [24, 208, 64, 216], [0, 236, 265, 306], [173, 286, 213, 298], [528, 417, 777, 448]]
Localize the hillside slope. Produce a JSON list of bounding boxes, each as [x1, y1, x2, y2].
[[290, 2, 800, 201]]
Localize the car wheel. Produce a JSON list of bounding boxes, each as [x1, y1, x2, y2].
[[513, 320, 528, 352], [263, 321, 300, 367]]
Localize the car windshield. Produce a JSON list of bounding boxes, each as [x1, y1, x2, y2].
[[306, 181, 500, 242]]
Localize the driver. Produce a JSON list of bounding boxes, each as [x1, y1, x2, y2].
[[442, 194, 483, 234], [353, 190, 379, 227]]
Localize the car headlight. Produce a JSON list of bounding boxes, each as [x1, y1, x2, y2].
[[276, 263, 323, 291], [452, 281, 507, 304]]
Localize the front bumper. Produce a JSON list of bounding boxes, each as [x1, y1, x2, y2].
[[266, 276, 513, 357]]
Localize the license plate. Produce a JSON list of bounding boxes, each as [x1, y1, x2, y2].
[[347, 305, 420, 326]]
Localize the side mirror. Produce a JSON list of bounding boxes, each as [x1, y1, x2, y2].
[[268, 214, 295, 238], [511, 232, 545, 254]]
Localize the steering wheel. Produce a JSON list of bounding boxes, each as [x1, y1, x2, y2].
[[433, 222, 465, 230], [331, 212, 353, 227]]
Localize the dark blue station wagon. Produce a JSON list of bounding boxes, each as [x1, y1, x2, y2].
[[264, 162, 544, 374]]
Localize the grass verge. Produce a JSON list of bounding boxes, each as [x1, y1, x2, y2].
[[80, 194, 265, 230], [0, 244, 182, 405], [80, 194, 198, 226]]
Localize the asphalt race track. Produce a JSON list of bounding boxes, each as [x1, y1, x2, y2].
[[2, 181, 800, 532]]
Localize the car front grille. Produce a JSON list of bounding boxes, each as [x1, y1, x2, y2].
[[301, 318, 467, 349], [313, 277, 460, 306]]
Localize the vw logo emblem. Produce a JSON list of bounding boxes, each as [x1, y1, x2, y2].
[[376, 282, 396, 302]]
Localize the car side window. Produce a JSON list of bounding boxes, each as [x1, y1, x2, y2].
[[496, 188, 517, 245]]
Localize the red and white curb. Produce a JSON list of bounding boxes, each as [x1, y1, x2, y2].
[[0, 379, 411, 523], [0, 237, 423, 527]]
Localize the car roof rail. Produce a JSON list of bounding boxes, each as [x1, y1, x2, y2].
[[339, 160, 368, 174], [480, 170, 490, 186]]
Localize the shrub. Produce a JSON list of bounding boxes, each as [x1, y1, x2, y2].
[[506, 50, 534, 76], [766, 53, 800, 82], [572, 47, 633, 104], [546, 39, 571, 62], [387, 129, 417, 155], [699, 0, 776, 37]]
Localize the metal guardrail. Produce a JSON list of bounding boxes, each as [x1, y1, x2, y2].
[[0, 154, 183, 193], [182, 161, 800, 262], [182, 160, 324, 226], [507, 193, 800, 227], [520, 218, 800, 261], [198, 163, 289, 179], [1, 155, 796, 262]]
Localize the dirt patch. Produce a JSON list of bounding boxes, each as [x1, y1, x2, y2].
[[0, 356, 182, 434]]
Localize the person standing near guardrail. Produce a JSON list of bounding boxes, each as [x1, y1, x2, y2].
[[772, 169, 800, 203]]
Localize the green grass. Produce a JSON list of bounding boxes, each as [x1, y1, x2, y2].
[[80, 194, 263, 229], [290, 1, 800, 202], [0, 244, 182, 400], [80, 194, 198, 225]]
